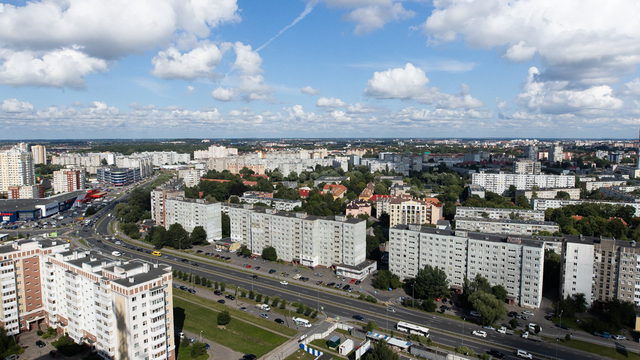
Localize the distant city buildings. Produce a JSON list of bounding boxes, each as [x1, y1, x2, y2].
[[455, 217, 559, 236], [193, 145, 238, 159], [550, 143, 564, 162], [238, 194, 302, 212], [515, 187, 581, 201], [524, 145, 538, 161], [472, 173, 575, 195], [455, 207, 545, 221], [532, 198, 640, 216]]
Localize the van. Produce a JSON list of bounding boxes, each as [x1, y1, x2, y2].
[[292, 317, 311, 328], [255, 304, 271, 312], [152, 251, 161, 256], [111, 251, 121, 257]]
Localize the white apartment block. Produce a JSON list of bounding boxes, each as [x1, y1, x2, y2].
[[582, 180, 627, 192], [550, 143, 564, 162], [228, 204, 366, 268], [52, 153, 117, 167], [0, 146, 35, 194], [133, 152, 190, 166], [532, 198, 640, 216], [151, 187, 184, 227], [455, 218, 559, 236], [515, 187, 581, 201], [206, 155, 345, 176], [472, 173, 575, 195], [193, 145, 238, 160], [561, 238, 595, 307], [164, 197, 222, 241], [599, 187, 640, 202], [116, 155, 153, 178], [53, 169, 85, 194], [455, 207, 545, 221], [513, 160, 541, 175], [389, 226, 544, 308], [177, 169, 201, 188], [31, 145, 47, 165], [238, 196, 302, 211]]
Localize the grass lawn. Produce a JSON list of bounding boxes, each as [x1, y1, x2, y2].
[[175, 292, 297, 336], [78, 239, 88, 247], [284, 349, 317, 360], [176, 344, 209, 360], [552, 315, 582, 330], [559, 338, 640, 360], [173, 296, 288, 357], [310, 339, 339, 354]]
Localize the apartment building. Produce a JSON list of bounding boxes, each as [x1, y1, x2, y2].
[[228, 204, 366, 268], [151, 186, 184, 227], [237, 195, 302, 212], [455, 207, 545, 221], [471, 173, 575, 195], [582, 180, 628, 192], [53, 169, 85, 194], [599, 187, 640, 202], [389, 226, 544, 308], [512, 160, 541, 175], [132, 152, 190, 166], [0, 146, 35, 193], [193, 145, 238, 160], [455, 217, 559, 236], [164, 197, 222, 241], [7, 185, 43, 200], [52, 153, 117, 167], [177, 169, 201, 188], [31, 145, 47, 165], [550, 143, 564, 162], [115, 155, 153, 179], [524, 145, 538, 161], [389, 195, 442, 227], [345, 199, 372, 218], [515, 187, 581, 201], [532, 198, 640, 216]]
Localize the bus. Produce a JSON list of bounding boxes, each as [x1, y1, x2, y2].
[[292, 317, 311, 328], [396, 321, 430, 337]]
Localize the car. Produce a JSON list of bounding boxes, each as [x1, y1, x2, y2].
[[204, 343, 210, 350], [355, 280, 361, 285], [255, 266, 260, 270], [260, 313, 269, 319], [515, 314, 523, 319], [350, 278, 356, 283], [316, 280, 323, 285], [335, 282, 343, 289], [470, 311, 479, 317], [189, 337, 196, 343], [225, 295, 235, 300], [508, 311, 518, 317], [326, 282, 335, 287], [187, 288, 196, 294], [179, 285, 187, 290], [522, 310, 534, 316], [269, 269, 276, 274], [49, 351, 61, 358], [387, 308, 396, 313], [472, 330, 487, 338], [191, 262, 198, 266], [217, 299, 225, 304], [196, 250, 203, 253], [488, 349, 506, 359], [613, 335, 627, 340], [516, 350, 533, 359], [342, 285, 350, 290], [555, 323, 570, 330], [275, 318, 285, 324], [36, 340, 46, 348], [239, 307, 247, 311], [352, 315, 365, 321], [214, 254, 220, 258], [483, 325, 495, 331], [528, 323, 541, 332], [243, 355, 257, 360], [252, 275, 258, 279], [522, 315, 531, 320], [280, 281, 288, 285]]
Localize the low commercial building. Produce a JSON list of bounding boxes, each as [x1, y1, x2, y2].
[[515, 187, 581, 201], [0, 190, 85, 222], [455, 207, 545, 221], [228, 204, 366, 268], [164, 197, 222, 241], [455, 217, 559, 236], [532, 198, 640, 216], [389, 225, 545, 308]]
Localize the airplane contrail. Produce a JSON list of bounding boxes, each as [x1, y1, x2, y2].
[[256, 0, 319, 52]]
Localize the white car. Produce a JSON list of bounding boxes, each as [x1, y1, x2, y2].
[[470, 311, 479, 317], [472, 330, 487, 338], [522, 311, 534, 316], [613, 335, 627, 340], [280, 281, 289, 285], [528, 323, 541, 332], [516, 350, 533, 359], [482, 325, 495, 331]]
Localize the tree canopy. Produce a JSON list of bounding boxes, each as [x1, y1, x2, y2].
[[363, 339, 398, 360], [261, 246, 277, 261], [413, 265, 449, 300]]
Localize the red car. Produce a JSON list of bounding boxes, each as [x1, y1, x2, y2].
[[246, 265, 252, 269], [350, 279, 356, 283]]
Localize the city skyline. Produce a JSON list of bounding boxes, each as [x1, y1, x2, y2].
[[1, 0, 640, 139]]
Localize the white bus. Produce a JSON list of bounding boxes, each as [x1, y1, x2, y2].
[[292, 317, 311, 328], [396, 321, 429, 337]]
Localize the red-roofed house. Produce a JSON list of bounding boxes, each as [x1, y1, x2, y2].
[[370, 194, 391, 202], [299, 188, 310, 198], [346, 199, 372, 217], [359, 182, 375, 201], [323, 184, 348, 199]]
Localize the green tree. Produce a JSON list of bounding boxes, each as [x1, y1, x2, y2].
[[256, 293, 263, 302], [414, 265, 449, 300], [469, 291, 507, 325], [190, 342, 207, 358], [272, 296, 280, 307], [85, 206, 97, 217], [510, 318, 519, 330], [373, 270, 402, 290], [221, 213, 231, 238], [555, 191, 571, 199], [374, 183, 389, 195], [220, 282, 226, 291], [261, 246, 277, 261], [364, 340, 398, 360], [279, 299, 287, 310], [190, 226, 208, 245], [217, 310, 231, 325], [365, 321, 377, 332], [239, 167, 255, 176], [491, 285, 508, 302], [241, 246, 251, 256]]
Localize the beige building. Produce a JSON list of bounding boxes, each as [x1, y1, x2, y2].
[[0, 146, 35, 193], [177, 169, 201, 188], [151, 186, 184, 228], [389, 195, 442, 227], [31, 145, 47, 165], [512, 160, 541, 175], [164, 197, 222, 241], [53, 169, 85, 194], [227, 163, 265, 175]]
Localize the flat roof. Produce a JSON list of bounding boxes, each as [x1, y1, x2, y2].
[[392, 224, 548, 248], [455, 217, 558, 226], [0, 190, 85, 212], [456, 207, 544, 213]]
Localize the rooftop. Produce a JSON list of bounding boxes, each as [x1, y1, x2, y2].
[[455, 217, 558, 226], [0, 190, 86, 211]]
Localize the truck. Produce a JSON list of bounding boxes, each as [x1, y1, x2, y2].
[[497, 326, 514, 335], [256, 304, 271, 312], [521, 331, 542, 342], [594, 331, 612, 339], [293, 274, 302, 280]]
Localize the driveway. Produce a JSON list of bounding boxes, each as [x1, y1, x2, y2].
[[17, 330, 58, 360]]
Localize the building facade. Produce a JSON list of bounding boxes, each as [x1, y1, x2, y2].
[[389, 226, 544, 308], [97, 168, 141, 187], [345, 199, 372, 217], [0, 146, 35, 194], [31, 145, 47, 165], [455, 217, 559, 236], [53, 169, 85, 194], [151, 186, 184, 227], [237, 195, 302, 212], [515, 187, 581, 201], [164, 197, 222, 241], [389, 195, 442, 227], [582, 180, 628, 192], [455, 207, 545, 221], [532, 198, 640, 216], [228, 204, 366, 268], [512, 160, 541, 175], [471, 173, 575, 195], [177, 169, 201, 188]]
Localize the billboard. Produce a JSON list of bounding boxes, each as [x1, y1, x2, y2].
[[36, 202, 59, 217]]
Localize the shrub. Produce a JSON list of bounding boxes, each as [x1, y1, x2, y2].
[[194, 275, 201, 285], [455, 346, 473, 356], [365, 295, 378, 303], [311, 311, 318, 319], [214, 281, 219, 290], [181, 337, 191, 348], [280, 299, 287, 310], [217, 310, 231, 325], [272, 297, 280, 307], [37, 330, 43, 336], [248, 290, 255, 300], [304, 306, 312, 316], [240, 291, 247, 298], [510, 318, 519, 330], [220, 282, 226, 291], [365, 321, 377, 332], [359, 294, 366, 300], [256, 294, 263, 302], [190, 342, 207, 358], [264, 296, 269, 304], [421, 300, 436, 312], [479, 354, 491, 360]]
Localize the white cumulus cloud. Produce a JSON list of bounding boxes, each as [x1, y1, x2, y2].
[[1, 98, 34, 112], [301, 86, 322, 95], [324, 0, 415, 34], [151, 43, 225, 80], [316, 97, 346, 108]]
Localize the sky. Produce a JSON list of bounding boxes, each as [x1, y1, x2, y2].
[[1, 0, 640, 140]]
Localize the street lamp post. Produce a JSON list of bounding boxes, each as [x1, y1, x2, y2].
[[199, 330, 203, 343]]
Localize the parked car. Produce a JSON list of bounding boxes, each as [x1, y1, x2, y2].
[[516, 350, 533, 359], [225, 295, 235, 300], [260, 313, 269, 319], [508, 311, 518, 317], [472, 330, 487, 338], [613, 335, 626, 340], [275, 318, 285, 324], [355, 280, 361, 285], [326, 282, 335, 287], [217, 300, 225, 304], [239, 307, 247, 311], [243, 355, 257, 360], [470, 311, 479, 317], [49, 351, 61, 358], [522, 310, 534, 316], [36, 340, 46, 348], [269, 269, 276, 274], [214, 290, 223, 296], [556, 323, 570, 330], [482, 325, 495, 331]]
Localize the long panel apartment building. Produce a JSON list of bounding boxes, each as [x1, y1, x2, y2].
[[532, 198, 640, 216], [228, 204, 366, 268], [0, 239, 176, 360], [455, 207, 545, 221], [471, 173, 575, 195], [455, 218, 559, 236], [389, 226, 544, 308], [164, 197, 222, 241]]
